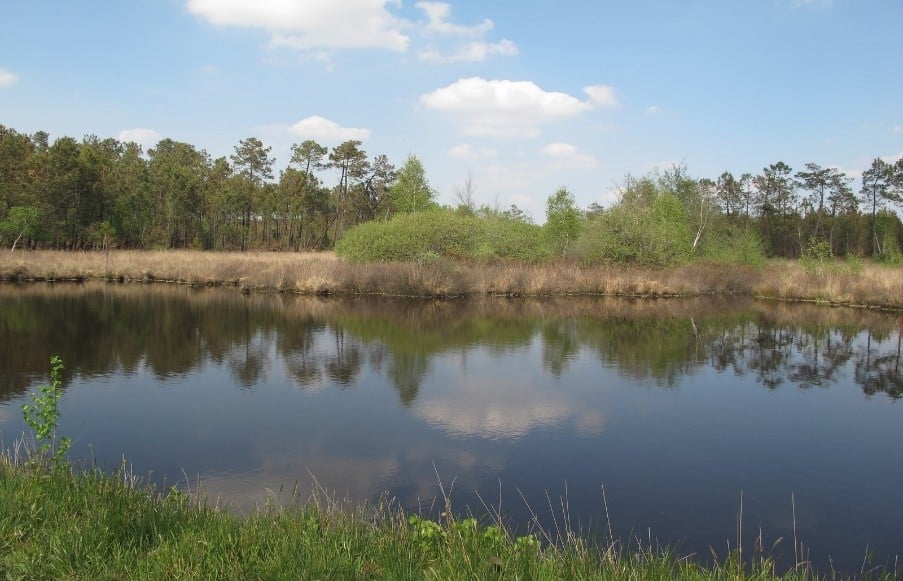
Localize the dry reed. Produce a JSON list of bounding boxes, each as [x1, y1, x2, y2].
[[1, 250, 901, 310]]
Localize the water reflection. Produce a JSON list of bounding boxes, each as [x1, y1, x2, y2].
[[1, 284, 899, 405], [0, 283, 900, 572]]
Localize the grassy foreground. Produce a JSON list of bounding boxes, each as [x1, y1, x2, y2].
[[4, 457, 892, 581], [0, 250, 902, 310]]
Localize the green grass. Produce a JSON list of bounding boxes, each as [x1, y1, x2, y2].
[[1, 456, 897, 580]]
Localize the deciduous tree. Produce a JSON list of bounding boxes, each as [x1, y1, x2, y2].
[[389, 155, 435, 214], [545, 187, 580, 254]]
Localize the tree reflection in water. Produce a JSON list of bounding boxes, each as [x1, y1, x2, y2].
[[0, 284, 900, 404]]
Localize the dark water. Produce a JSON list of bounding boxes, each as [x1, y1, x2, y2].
[[1, 283, 900, 572]]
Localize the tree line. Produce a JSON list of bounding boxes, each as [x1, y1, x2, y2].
[[565, 158, 903, 263], [1, 123, 901, 260], [0, 124, 430, 251]]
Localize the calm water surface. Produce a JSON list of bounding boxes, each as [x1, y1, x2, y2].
[[0, 283, 900, 572]]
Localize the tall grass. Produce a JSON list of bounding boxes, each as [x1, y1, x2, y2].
[[5, 450, 893, 580], [1, 250, 902, 309]]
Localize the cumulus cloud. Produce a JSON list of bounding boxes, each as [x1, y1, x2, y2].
[[188, 1, 513, 65], [290, 116, 370, 142], [584, 85, 620, 109], [417, 1, 493, 36], [421, 77, 595, 138], [117, 128, 162, 149], [541, 142, 598, 169], [186, 0, 409, 51], [645, 105, 664, 116], [414, 3, 516, 63], [597, 187, 622, 208], [0, 68, 19, 87], [447, 144, 498, 160], [414, 375, 607, 440], [418, 39, 517, 63]]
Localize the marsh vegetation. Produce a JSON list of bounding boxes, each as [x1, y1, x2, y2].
[[1, 250, 902, 310]]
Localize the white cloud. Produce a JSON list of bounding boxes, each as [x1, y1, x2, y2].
[[541, 142, 598, 169], [597, 187, 621, 208], [414, 374, 607, 440], [415, 3, 515, 64], [117, 128, 162, 149], [893, 125, 903, 134], [0, 69, 19, 87], [645, 105, 664, 116], [541, 142, 580, 157], [186, 0, 409, 51], [421, 77, 594, 139], [584, 85, 620, 109], [418, 39, 517, 63], [447, 144, 498, 160], [448, 144, 475, 159], [290, 116, 370, 142], [416, 1, 493, 36]]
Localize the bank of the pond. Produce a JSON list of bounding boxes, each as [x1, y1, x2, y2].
[[3, 461, 892, 580], [1, 250, 902, 310]]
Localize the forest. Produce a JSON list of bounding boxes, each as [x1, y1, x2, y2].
[[1, 123, 902, 264]]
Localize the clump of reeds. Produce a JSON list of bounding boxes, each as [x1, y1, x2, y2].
[[753, 260, 903, 310], [2, 251, 902, 309]]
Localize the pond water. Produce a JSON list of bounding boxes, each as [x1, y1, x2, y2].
[[0, 283, 900, 572]]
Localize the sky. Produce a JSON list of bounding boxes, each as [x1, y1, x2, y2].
[[1, 0, 901, 221]]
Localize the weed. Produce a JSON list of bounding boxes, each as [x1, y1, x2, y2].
[[21, 355, 70, 469]]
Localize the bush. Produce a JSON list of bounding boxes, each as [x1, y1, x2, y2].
[[571, 194, 693, 267], [336, 210, 477, 262], [336, 209, 548, 263], [698, 223, 766, 268], [481, 217, 549, 262]]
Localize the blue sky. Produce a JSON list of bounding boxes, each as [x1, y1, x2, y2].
[[1, 0, 901, 220]]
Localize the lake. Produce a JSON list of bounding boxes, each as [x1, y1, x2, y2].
[[0, 283, 900, 573]]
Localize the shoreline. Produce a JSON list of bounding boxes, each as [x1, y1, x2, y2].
[[1, 250, 902, 311], [3, 457, 897, 580]]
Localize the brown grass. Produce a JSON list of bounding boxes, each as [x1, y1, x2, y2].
[[1, 250, 901, 310]]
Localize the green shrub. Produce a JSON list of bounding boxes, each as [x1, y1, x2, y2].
[[481, 217, 549, 262], [698, 223, 766, 268], [571, 194, 693, 267], [336, 210, 476, 261], [803, 238, 833, 262], [336, 209, 548, 263], [875, 232, 903, 265]]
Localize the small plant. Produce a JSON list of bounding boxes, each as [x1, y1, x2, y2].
[[514, 533, 540, 553], [22, 356, 71, 468], [481, 524, 506, 548], [804, 238, 833, 262], [842, 254, 865, 275], [801, 238, 834, 274], [448, 517, 478, 539], [408, 515, 445, 553]]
